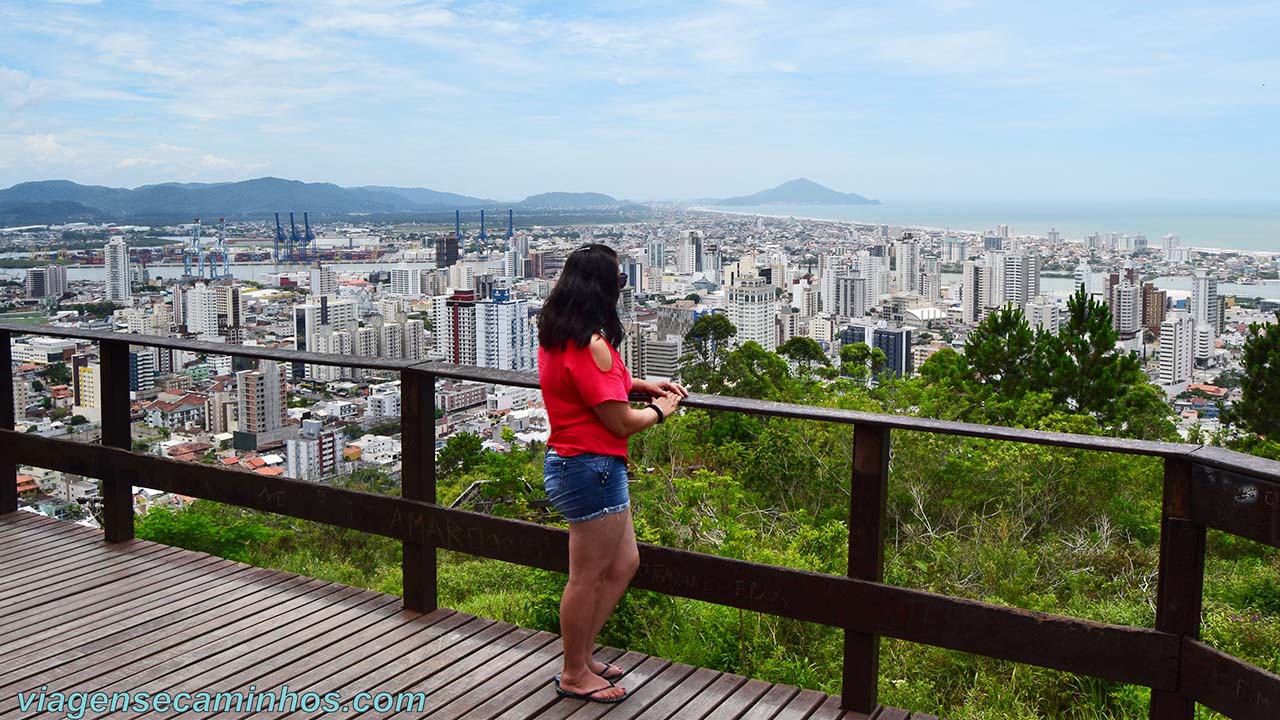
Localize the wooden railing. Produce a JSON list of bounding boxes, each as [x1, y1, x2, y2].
[[2, 323, 1278, 719]]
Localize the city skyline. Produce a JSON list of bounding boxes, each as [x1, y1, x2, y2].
[[1, 1, 1277, 203]]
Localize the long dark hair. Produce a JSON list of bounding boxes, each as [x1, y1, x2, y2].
[[539, 244, 624, 350]]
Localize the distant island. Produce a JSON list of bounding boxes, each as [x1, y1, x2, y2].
[[716, 178, 880, 206]]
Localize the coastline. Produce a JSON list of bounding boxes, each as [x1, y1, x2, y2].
[[690, 206, 1279, 259]]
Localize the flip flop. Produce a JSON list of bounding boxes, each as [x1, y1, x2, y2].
[[594, 662, 625, 681], [553, 675, 628, 704]]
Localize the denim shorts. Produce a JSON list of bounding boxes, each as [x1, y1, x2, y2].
[[543, 447, 630, 523]]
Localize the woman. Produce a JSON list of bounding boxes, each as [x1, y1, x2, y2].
[[538, 243, 686, 704]]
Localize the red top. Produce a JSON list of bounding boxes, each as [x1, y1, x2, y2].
[[538, 336, 633, 458]]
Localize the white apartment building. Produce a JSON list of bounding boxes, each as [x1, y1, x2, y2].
[[728, 276, 776, 351]]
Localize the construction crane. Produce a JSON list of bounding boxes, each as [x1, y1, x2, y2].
[[289, 213, 304, 263], [303, 212, 316, 262], [274, 213, 288, 262], [507, 209, 513, 242], [183, 218, 202, 277], [477, 209, 488, 246], [205, 218, 229, 278]]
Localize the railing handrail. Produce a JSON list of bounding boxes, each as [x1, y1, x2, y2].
[[2, 322, 1279, 719], [0, 322, 1235, 462]]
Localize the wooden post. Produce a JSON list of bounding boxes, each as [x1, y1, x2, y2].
[[401, 368, 437, 612], [99, 339, 134, 542], [0, 330, 15, 514], [843, 424, 890, 713], [1150, 456, 1205, 720]]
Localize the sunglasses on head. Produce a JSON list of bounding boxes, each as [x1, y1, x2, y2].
[[618, 272, 628, 289]]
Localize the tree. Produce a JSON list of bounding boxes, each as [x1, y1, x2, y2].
[[778, 336, 830, 375], [964, 304, 1038, 399], [40, 362, 71, 386], [438, 432, 485, 480], [69, 414, 88, 426], [719, 341, 791, 400], [1229, 312, 1280, 438], [1039, 285, 1145, 423], [684, 314, 737, 372]]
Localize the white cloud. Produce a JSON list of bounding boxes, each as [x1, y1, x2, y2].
[[24, 134, 78, 162], [0, 66, 43, 111], [876, 31, 1007, 74]]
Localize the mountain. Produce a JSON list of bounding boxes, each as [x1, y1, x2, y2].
[[716, 178, 880, 206], [360, 185, 493, 208], [0, 178, 627, 224], [518, 192, 620, 209], [0, 178, 491, 223]]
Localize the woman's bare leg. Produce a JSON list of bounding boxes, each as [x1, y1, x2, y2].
[[558, 511, 630, 699]]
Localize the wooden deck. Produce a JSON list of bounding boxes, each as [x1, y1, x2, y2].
[[0, 511, 934, 720]]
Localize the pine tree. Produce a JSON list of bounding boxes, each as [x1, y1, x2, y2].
[[964, 303, 1038, 399], [1230, 312, 1280, 438], [1041, 285, 1145, 423]]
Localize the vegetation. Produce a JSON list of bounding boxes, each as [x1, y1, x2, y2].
[[133, 308, 1280, 719]]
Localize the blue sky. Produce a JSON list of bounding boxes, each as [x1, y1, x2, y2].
[[0, 0, 1276, 203]]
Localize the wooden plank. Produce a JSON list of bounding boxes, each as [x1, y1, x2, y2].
[[0, 431, 1183, 690], [769, 689, 827, 720], [909, 713, 940, 720], [1191, 461, 1280, 549], [871, 708, 910, 720], [0, 575, 338, 715], [1180, 638, 1280, 720], [807, 695, 854, 720], [487, 648, 638, 720], [0, 523, 112, 565], [0, 554, 243, 658], [736, 683, 801, 720], [614, 661, 727, 717], [583, 661, 697, 720], [240, 611, 476, 720], [534, 653, 669, 720], [669, 672, 747, 719], [377, 629, 560, 720], [1151, 458, 1206, 720], [296, 621, 524, 720], [1190, 445, 1280, 486], [402, 368, 437, 613], [701, 678, 773, 720], [417, 645, 618, 720], [86, 591, 403, 720], [0, 544, 187, 613], [845, 424, 889, 713], [58, 587, 378, 720], [268, 615, 498, 719], [0, 540, 182, 600], [99, 338, 134, 542]]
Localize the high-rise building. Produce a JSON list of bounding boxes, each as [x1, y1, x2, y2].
[[293, 296, 359, 378], [894, 240, 920, 294], [676, 230, 704, 274], [1192, 271, 1221, 335], [436, 289, 478, 364], [1075, 261, 1092, 294], [1109, 280, 1142, 342], [832, 276, 867, 319], [286, 419, 342, 482], [646, 239, 666, 270], [1142, 282, 1168, 329], [24, 265, 67, 299], [127, 348, 156, 398], [104, 238, 130, 303], [641, 334, 682, 380], [185, 283, 221, 337], [437, 233, 460, 268], [403, 319, 426, 361], [1026, 296, 1061, 335], [310, 264, 337, 297], [999, 252, 1042, 307], [389, 263, 424, 296], [379, 322, 403, 359], [961, 261, 990, 325], [872, 327, 913, 378], [236, 360, 286, 435], [72, 354, 101, 420], [1195, 324, 1215, 366], [475, 287, 533, 371], [727, 276, 775, 351], [1158, 313, 1194, 390]]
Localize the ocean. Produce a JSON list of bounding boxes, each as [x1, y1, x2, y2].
[[707, 201, 1280, 254]]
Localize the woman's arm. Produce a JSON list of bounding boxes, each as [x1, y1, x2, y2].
[[591, 393, 681, 438]]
